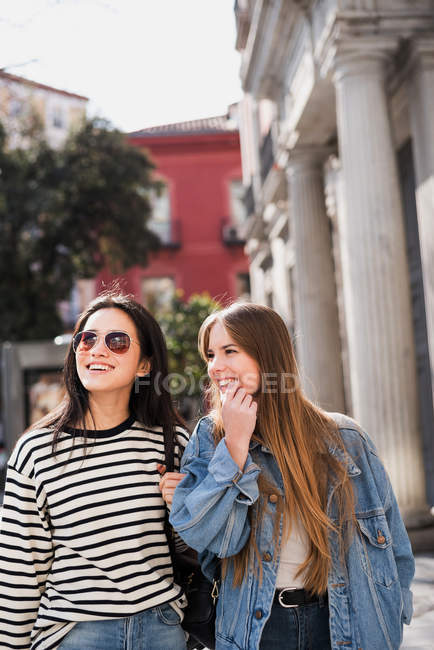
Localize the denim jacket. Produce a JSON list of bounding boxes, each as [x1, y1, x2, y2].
[[170, 413, 414, 650]]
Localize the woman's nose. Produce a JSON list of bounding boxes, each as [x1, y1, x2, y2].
[[91, 336, 108, 355], [209, 355, 226, 374]]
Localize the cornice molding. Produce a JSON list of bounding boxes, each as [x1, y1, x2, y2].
[[241, 0, 301, 96], [316, 1, 434, 79]]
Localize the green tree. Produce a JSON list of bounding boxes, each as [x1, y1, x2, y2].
[[0, 118, 162, 341], [157, 291, 221, 413]]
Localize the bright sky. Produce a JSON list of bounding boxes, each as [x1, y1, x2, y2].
[[1, 0, 242, 132]]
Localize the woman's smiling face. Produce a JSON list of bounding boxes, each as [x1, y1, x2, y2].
[[75, 308, 149, 400], [206, 320, 260, 395]]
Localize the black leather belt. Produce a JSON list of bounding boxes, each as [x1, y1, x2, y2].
[[274, 588, 327, 608]]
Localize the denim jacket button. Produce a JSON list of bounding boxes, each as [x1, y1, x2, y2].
[[255, 609, 263, 619], [269, 494, 278, 503], [377, 530, 386, 544], [263, 552, 272, 562]]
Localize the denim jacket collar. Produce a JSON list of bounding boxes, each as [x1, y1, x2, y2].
[[327, 443, 361, 477]]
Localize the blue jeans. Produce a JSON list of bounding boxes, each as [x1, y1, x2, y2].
[[57, 603, 187, 650], [259, 600, 331, 650]]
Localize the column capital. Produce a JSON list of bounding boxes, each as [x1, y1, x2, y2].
[[321, 35, 398, 81], [408, 37, 434, 71], [333, 48, 393, 84], [286, 146, 334, 176]]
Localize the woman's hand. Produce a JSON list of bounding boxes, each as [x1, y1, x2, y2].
[[157, 464, 186, 505], [222, 382, 257, 471]]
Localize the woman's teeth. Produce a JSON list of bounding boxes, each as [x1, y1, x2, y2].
[[88, 364, 112, 371]]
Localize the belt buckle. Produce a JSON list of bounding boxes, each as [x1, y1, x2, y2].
[[278, 587, 299, 608]]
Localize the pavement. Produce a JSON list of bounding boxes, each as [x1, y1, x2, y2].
[[402, 553, 434, 649]]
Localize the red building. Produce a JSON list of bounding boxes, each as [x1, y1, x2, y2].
[[98, 114, 249, 310]]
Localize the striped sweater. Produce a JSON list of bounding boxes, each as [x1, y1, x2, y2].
[[0, 416, 189, 650]]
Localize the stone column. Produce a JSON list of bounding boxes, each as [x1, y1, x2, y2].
[[286, 147, 346, 413], [408, 39, 434, 404], [270, 235, 292, 326], [249, 259, 267, 305], [333, 51, 428, 523]]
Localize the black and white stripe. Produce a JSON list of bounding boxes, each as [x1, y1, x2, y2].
[[0, 416, 189, 649]]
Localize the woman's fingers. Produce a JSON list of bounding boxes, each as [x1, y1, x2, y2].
[[159, 471, 186, 504], [223, 385, 256, 413], [159, 471, 186, 489]]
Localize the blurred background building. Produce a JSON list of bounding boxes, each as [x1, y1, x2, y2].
[[96, 108, 249, 311], [0, 70, 88, 148], [234, 0, 434, 525]]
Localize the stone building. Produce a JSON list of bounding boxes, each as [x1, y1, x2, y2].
[[234, 0, 434, 526], [0, 70, 88, 148]]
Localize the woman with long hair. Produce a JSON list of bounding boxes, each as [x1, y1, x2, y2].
[[0, 291, 189, 650], [164, 302, 414, 650]]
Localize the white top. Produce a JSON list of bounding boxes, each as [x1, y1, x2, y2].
[[275, 517, 310, 589]]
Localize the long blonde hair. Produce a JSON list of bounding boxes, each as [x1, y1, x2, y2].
[[198, 303, 354, 595]]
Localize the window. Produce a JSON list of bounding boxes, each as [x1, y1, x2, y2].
[[236, 272, 251, 299], [147, 187, 171, 244], [52, 106, 64, 128], [229, 180, 247, 226], [142, 277, 175, 313], [9, 98, 23, 117]]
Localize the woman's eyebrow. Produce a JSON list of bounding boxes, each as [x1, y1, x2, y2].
[[207, 343, 238, 353]]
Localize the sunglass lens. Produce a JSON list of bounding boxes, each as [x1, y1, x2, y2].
[[81, 331, 98, 351], [73, 331, 97, 352], [105, 331, 131, 354]]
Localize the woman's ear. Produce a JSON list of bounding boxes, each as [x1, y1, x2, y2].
[[136, 358, 151, 378]]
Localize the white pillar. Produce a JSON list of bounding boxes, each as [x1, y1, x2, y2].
[[286, 148, 345, 412], [408, 39, 434, 404], [333, 51, 428, 523], [249, 259, 267, 305], [270, 236, 292, 326]]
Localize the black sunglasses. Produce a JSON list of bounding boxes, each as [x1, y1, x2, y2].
[[73, 330, 140, 355]]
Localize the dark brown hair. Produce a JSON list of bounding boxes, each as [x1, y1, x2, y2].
[[33, 289, 186, 450]]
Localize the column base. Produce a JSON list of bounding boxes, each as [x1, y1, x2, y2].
[[401, 506, 434, 530], [407, 522, 434, 554]]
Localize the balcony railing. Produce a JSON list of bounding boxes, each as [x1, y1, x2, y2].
[[148, 219, 182, 249], [260, 128, 274, 184], [166, 219, 182, 248], [221, 218, 246, 247]]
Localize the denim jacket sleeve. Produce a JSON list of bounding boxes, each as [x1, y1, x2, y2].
[[169, 417, 261, 558], [383, 473, 415, 624]]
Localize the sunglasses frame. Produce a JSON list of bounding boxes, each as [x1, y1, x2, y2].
[[73, 330, 140, 355]]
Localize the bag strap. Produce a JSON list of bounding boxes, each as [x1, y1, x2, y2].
[[162, 423, 177, 558], [163, 422, 175, 473], [162, 423, 220, 595]]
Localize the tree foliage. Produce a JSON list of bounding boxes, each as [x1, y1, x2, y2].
[[157, 291, 221, 401], [0, 118, 162, 341]]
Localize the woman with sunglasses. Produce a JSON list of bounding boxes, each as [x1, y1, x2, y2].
[[165, 302, 414, 650], [0, 291, 189, 650]]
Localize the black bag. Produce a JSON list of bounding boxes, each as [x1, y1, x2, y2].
[[163, 425, 219, 650]]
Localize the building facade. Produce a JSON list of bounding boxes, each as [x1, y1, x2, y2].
[[0, 70, 88, 148], [234, 0, 434, 525], [97, 114, 249, 309]]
